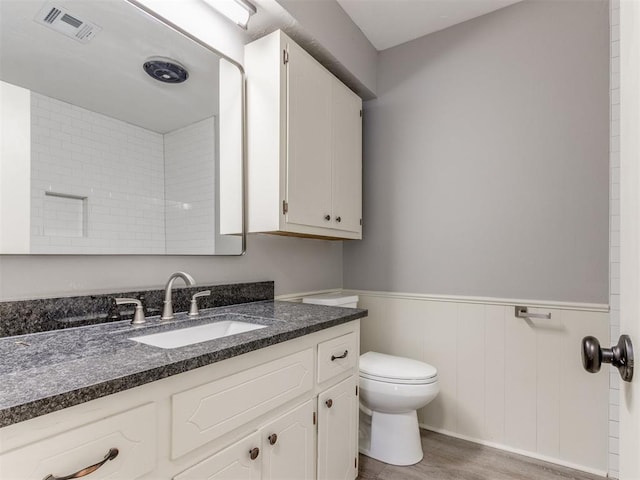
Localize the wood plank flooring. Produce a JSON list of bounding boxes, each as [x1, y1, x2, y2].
[[357, 430, 606, 480]]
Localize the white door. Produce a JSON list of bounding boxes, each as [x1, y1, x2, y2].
[[619, 2, 640, 478], [317, 376, 358, 480], [331, 81, 362, 235], [286, 40, 333, 230], [261, 400, 315, 480]]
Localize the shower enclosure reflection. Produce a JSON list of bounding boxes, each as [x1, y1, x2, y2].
[[0, 0, 244, 255]]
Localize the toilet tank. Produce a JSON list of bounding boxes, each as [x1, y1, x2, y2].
[[302, 293, 359, 308]]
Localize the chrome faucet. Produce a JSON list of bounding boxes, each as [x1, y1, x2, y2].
[[161, 271, 196, 320]]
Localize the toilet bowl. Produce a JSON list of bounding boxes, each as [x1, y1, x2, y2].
[[359, 351, 439, 466]]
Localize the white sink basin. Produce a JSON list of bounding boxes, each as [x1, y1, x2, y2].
[[130, 320, 267, 349]]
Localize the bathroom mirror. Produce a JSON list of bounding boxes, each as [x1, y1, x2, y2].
[[0, 0, 245, 255]]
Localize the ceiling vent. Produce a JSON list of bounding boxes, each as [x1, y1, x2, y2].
[[34, 3, 102, 44]]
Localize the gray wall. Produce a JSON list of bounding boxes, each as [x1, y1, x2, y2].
[[0, 235, 342, 300], [344, 0, 610, 303], [274, 0, 378, 98]]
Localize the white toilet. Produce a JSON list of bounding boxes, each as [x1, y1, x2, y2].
[[302, 293, 439, 466], [359, 351, 439, 465]]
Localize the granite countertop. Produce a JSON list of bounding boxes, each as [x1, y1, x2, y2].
[[0, 300, 367, 427]]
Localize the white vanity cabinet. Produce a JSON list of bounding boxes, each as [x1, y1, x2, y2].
[[245, 30, 363, 240], [0, 320, 361, 480], [0, 403, 157, 479], [318, 377, 359, 480]]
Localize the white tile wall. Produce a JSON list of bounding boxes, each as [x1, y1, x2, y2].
[[356, 292, 610, 476], [164, 117, 216, 254], [609, 0, 621, 477], [30, 93, 165, 254]]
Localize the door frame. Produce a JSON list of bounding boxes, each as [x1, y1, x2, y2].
[[618, 1, 640, 478]]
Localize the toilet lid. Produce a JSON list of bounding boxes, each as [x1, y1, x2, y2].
[[359, 351, 437, 384]]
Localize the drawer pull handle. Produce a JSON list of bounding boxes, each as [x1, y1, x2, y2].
[[43, 448, 119, 480], [249, 447, 260, 460], [331, 350, 348, 361], [268, 434, 278, 445], [326, 399, 333, 408]]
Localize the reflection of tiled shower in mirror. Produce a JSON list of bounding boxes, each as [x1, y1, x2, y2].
[[0, 0, 245, 255], [29, 92, 216, 254]]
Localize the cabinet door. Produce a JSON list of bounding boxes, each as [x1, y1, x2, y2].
[[331, 82, 362, 235], [285, 40, 333, 230], [262, 400, 315, 480], [317, 376, 359, 480], [174, 431, 261, 480]]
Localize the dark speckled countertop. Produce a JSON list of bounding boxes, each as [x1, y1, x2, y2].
[[0, 300, 367, 427]]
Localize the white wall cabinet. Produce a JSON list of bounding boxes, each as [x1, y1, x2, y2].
[[246, 30, 362, 240], [0, 321, 361, 480]]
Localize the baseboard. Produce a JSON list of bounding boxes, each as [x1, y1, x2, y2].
[[419, 424, 608, 478]]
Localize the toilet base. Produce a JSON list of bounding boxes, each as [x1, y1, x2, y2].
[[359, 410, 423, 466]]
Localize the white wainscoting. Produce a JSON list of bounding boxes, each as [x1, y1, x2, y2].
[[345, 290, 610, 476]]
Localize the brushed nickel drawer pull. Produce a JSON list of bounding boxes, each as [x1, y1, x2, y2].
[[331, 350, 348, 361], [43, 448, 119, 480]]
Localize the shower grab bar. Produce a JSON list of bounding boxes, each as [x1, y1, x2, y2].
[[515, 306, 552, 320]]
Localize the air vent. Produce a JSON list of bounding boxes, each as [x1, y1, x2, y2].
[[34, 3, 102, 44]]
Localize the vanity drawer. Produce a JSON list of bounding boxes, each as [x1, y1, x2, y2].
[[172, 348, 314, 458], [0, 403, 156, 480], [317, 332, 357, 384]]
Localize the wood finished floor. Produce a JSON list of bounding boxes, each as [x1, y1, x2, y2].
[[357, 430, 606, 480]]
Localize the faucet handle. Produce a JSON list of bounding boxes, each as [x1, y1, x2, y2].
[[189, 290, 211, 317], [115, 298, 146, 325]]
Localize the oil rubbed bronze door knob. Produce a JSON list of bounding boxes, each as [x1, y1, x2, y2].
[[268, 434, 278, 445], [324, 215, 331, 221], [326, 399, 333, 408], [582, 335, 634, 382]]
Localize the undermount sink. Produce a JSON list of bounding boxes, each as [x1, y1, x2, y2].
[[130, 320, 267, 349]]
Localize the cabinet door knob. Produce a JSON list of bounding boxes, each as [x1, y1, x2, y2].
[[268, 434, 278, 445], [249, 447, 260, 460], [335, 216, 342, 223], [324, 214, 331, 221], [325, 399, 333, 408]]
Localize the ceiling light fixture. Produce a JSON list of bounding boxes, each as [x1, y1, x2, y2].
[[202, 0, 256, 29]]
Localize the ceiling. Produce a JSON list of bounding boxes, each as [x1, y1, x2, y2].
[[336, 0, 522, 51], [0, 0, 222, 133]]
